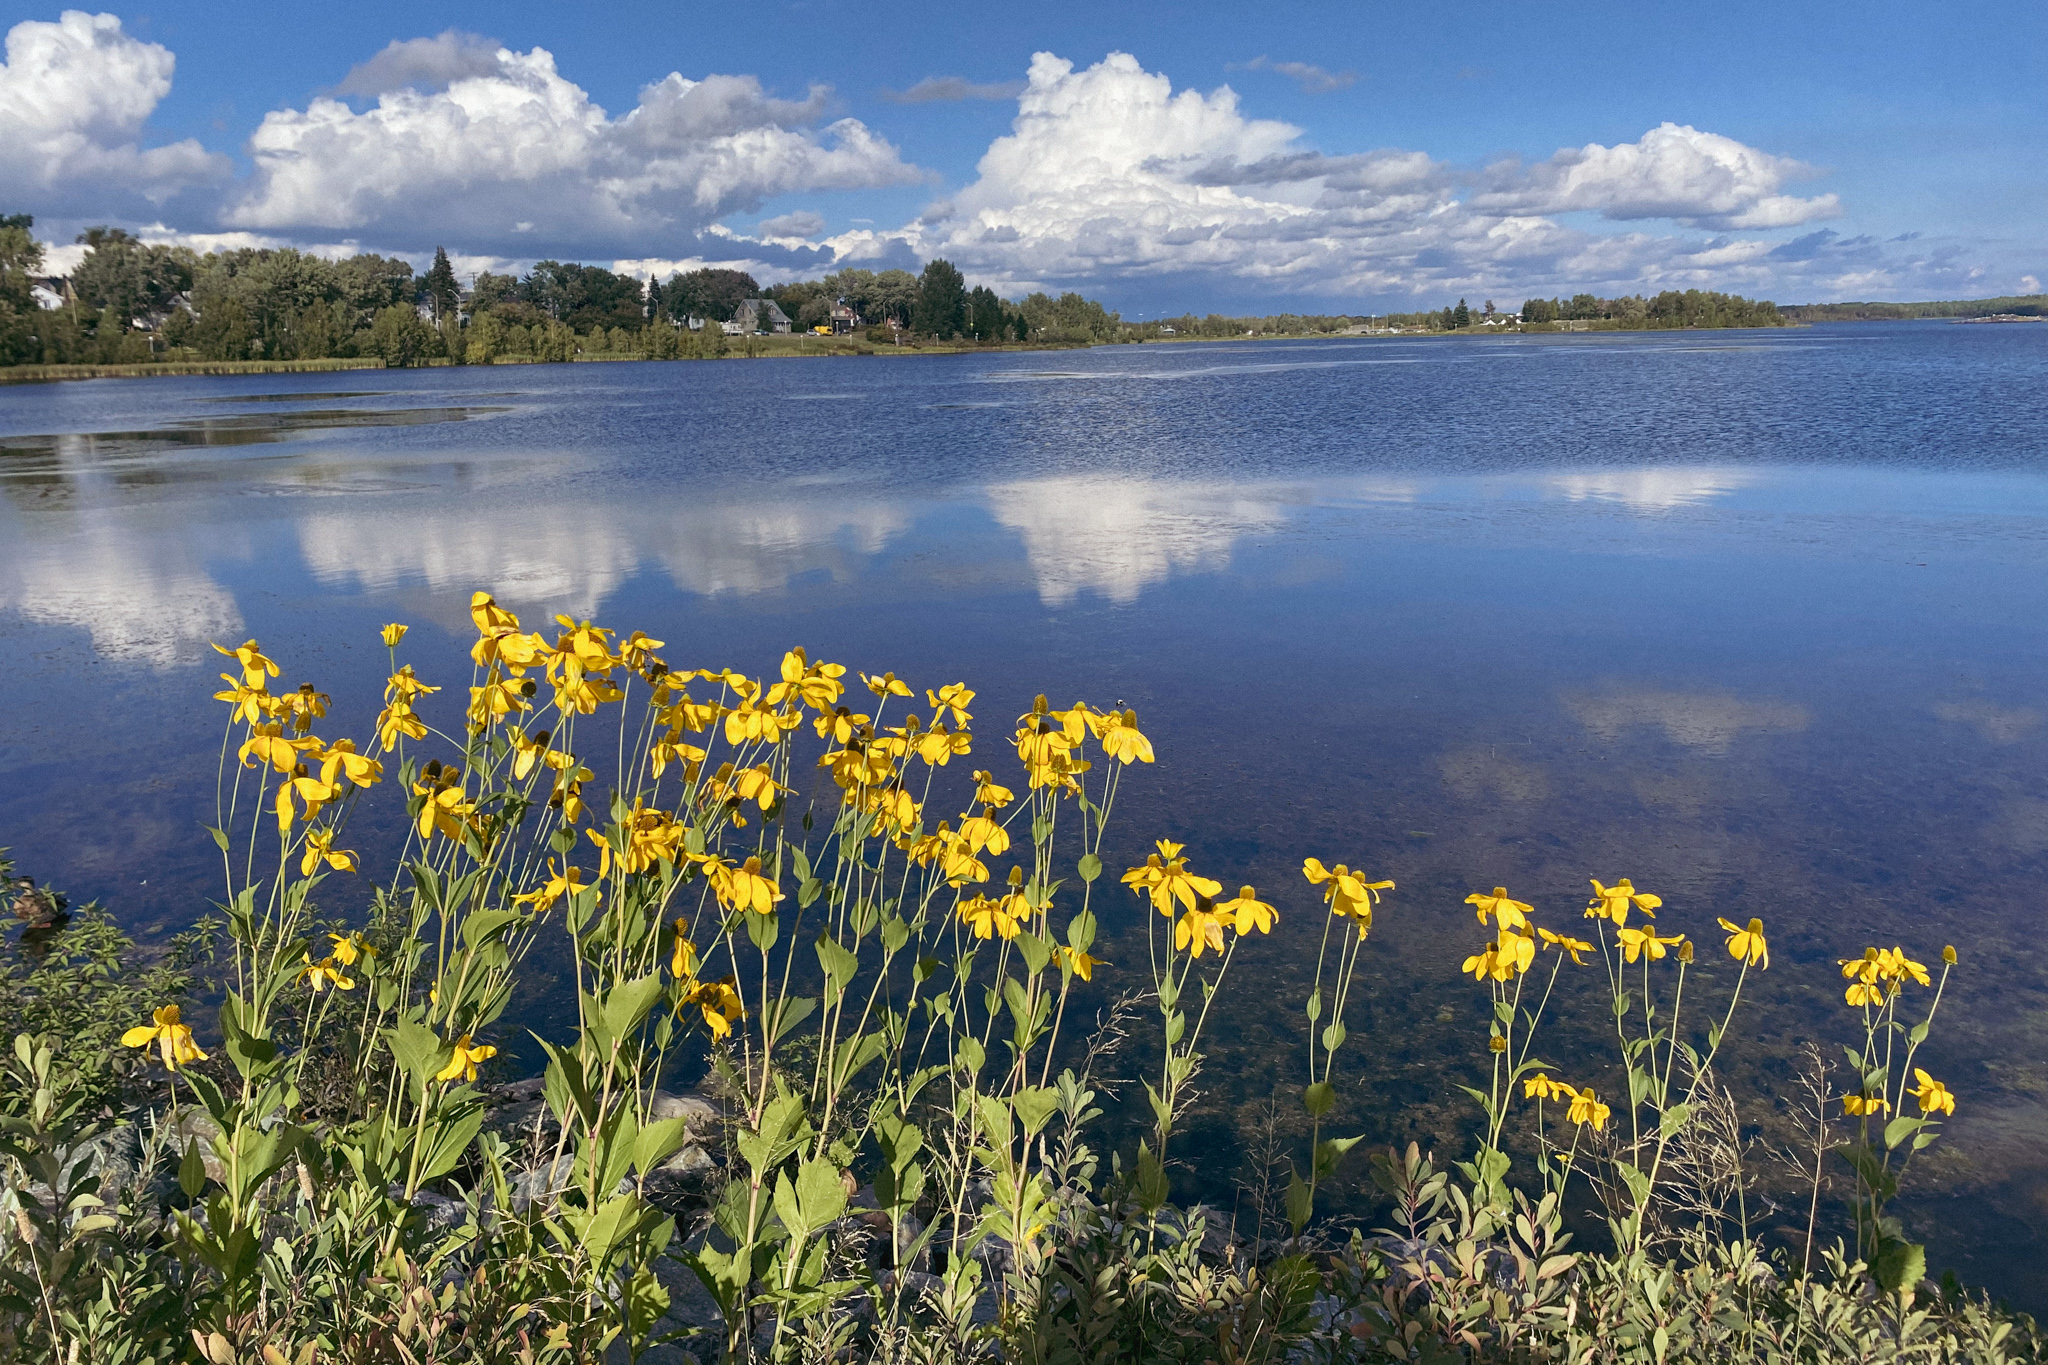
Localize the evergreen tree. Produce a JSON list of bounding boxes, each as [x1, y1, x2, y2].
[[965, 285, 1005, 341], [1453, 298, 1470, 329], [424, 247, 460, 321], [912, 258, 966, 339], [645, 276, 662, 323]]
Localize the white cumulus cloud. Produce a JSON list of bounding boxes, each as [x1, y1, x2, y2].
[[0, 10, 227, 215], [225, 44, 923, 258], [332, 30, 506, 97], [1473, 123, 1839, 229], [894, 52, 1890, 304]]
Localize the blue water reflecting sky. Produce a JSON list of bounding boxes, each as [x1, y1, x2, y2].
[[2, 321, 2046, 1299]]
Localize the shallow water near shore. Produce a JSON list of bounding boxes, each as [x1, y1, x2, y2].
[[2, 321, 2046, 1306]]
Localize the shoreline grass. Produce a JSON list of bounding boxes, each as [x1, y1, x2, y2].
[[0, 324, 1817, 385]]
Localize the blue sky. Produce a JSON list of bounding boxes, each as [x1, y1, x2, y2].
[[4, 1, 2042, 310]]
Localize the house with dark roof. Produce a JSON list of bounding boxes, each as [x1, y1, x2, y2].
[[731, 299, 791, 335]]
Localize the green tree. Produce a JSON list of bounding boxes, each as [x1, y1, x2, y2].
[[913, 258, 966, 338], [519, 260, 645, 331], [366, 303, 436, 366], [331, 254, 417, 327], [69, 228, 194, 336], [192, 298, 255, 360], [0, 213, 45, 366], [664, 268, 759, 325], [294, 298, 341, 359], [965, 284, 1005, 341], [471, 270, 517, 314], [466, 310, 505, 363], [1453, 298, 1470, 328], [423, 246, 460, 321]]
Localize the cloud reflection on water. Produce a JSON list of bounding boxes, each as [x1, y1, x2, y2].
[[0, 517, 243, 664], [297, 497, 917, 617], [984, 475, 1291, 605], [1541, 467, 1754, 509], [1, 456, 1762, 665], [1565, 688, 1809, 755]]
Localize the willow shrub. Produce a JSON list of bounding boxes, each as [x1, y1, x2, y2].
[[0, 595, 2037, 1364]]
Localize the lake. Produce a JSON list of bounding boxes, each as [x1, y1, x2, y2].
[[3, 321, 2046, 1306]]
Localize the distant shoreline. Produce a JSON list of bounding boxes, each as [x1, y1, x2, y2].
[[0, 319, 1915, 385]]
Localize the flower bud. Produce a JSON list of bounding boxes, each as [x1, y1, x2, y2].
[[1488, 1035, 1507, 1053], [1941, 944, 1958, 965]]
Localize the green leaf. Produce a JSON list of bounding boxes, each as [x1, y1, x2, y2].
[[1009, 1087, 1060, 1138], [798, 877, 823, 909], [814, 934, 859, 996], [746, 909, 779, 951], [954, 1035, 984, 1075], [390, 1015, 448, 1090], [462, 908, 520, 949], [417, 1104, 484, 1184], [831, 1031, 889, 1089], [1077, 853, 1102, 883], [1135, 1142, 1169, 1212], [794, 1158, 848, 1235], [1874, 1240, 1927, 1294], [579, 1192, 644, 1270], [1284, 1169, 1314, 1233], [771, 996, 818, 1045], [1015, 930, 1052, 976], [633, 1118, 692, 1175], [204, 824, 230, 852], [1312, 1135, 1363, 1182], [881, 916, 910, 955], [1658, 1103, 1693, 1139], [878, 1113, 924, 1173], [1064, 909, 1097, 954], [1884, 1115, 1922, 1151], [1320, 1021, 1347, 1054], [179, 1137, 208, 1199], [1305, 990, 1321, 1022], [218, 1007, 278, 1083], [601, 974, 667, 1041], [1302, 1082, 1336, 1120]]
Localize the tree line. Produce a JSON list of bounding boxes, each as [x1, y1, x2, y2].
[[1516, 290, 1785, 329], [0, 215, 1132, 368], [1, 211, 1801, 370], [1780, 293, 2048, 322]]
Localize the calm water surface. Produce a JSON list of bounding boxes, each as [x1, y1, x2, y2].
[[3, 322, 2046, 1304]]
